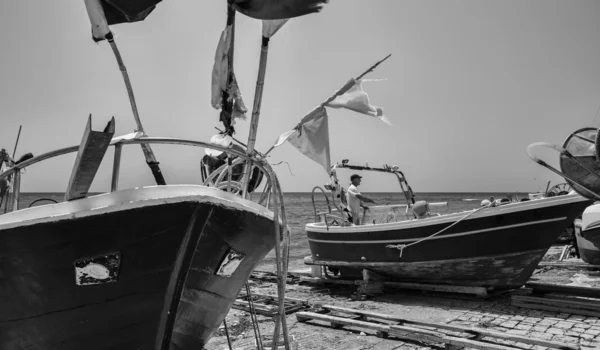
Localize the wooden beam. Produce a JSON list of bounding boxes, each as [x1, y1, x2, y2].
[[389, 325, 517, 350], [512, 296, 600, 318], [525, 294, 600, 310], [320, 305, 580, 350], [296, 311, 390, 332], [383, 281, 488, 297], [299, 276, 357, 286], [297, 311, 533, 350], [525, 282, 600, 298]]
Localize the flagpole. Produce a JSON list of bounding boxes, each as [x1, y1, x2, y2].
[[241, 34, 270, 199], [246, 36, 270, 156], [85, 0, 166, 186], [107, 34, 166, 185], [263, 53, 392, 156]]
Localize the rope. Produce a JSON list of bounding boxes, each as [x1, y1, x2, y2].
[[223, 319, 233, 350], [245, 282, 263, 350], [269, 160, 294, 176], [386, 203, 493, 258]]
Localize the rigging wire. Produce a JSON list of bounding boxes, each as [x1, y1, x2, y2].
[[245, 283, 263, 350]]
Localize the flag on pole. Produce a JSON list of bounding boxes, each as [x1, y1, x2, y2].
[[325, 79, 391, 125], [211, 25, 247, 120], [262, 19, 288, 38], [272, 129, 297, 148], [230, 74, 248, 120], [230, 0, 329, 20], [211, 25, 232, 109], [276, 107, 331, 173]]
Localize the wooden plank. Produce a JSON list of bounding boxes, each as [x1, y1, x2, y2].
[[387, 324, 448, 346], [321, 305, 579, 350], [513, 295, 600, 311], [512, 300, 600, 318], [296, 311, 389, 332], [525, 283, 600, 298], [299, 276, 357, 286], [238, 292, 310, 305], [389, 325, 517, 350], [232, 294, 309, 316], [383, 281, 489, 297], [300, 277, 488, 297]]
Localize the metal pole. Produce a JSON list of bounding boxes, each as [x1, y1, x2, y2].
[[246, 38, 270, 155], [11, 170, 20, 212], [111, 143, 122, 192], [12, 125, 22, 159]]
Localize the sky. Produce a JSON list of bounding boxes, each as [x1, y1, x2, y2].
[[1, 0, 600, 193]]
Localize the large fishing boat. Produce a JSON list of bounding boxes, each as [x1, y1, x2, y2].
[[303, 160, 591, 289], [0, 0, 330, 349], [0, 126, 279, 350]]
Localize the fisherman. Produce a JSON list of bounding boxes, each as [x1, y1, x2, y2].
[[346, 174, 375, 225]]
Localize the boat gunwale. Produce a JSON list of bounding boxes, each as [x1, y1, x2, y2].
[[306, 216, 568, 244], [0, 185, 274, 230]]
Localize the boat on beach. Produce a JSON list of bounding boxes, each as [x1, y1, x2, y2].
[[304, 160, 592, 289], [0, 121, 281, 350], [528, 127, 600, 265], [0, 0, 333, 348], [574, 218, 600, 265]]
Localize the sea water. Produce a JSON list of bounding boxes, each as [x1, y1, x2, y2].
[[14, 192, 522, 271]]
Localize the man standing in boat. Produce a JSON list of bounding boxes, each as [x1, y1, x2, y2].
[[347, 174, 376, 225]]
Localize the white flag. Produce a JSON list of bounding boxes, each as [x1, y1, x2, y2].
[[262, 19, 288, 38], [326, 79, 391, 125]]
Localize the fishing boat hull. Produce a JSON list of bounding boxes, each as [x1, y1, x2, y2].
[[580, 205, 600, 264], [304, 193, 591, 289], [0, 186, 274, 350]]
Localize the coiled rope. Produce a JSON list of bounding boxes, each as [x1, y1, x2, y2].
[[386, 203, 493, 258]]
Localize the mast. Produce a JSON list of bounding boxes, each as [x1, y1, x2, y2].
[[241, 22, 278, 199]]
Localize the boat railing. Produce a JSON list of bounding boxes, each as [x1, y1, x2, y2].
[[0, 136, 274, 213], [311, 186, 332, 222], [318, 162, 417, 224]]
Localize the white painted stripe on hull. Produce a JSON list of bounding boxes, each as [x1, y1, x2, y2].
[[307, 216, 567, 244]]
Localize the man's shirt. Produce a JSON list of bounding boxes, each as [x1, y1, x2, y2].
[[346, 184, 362, 213]]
